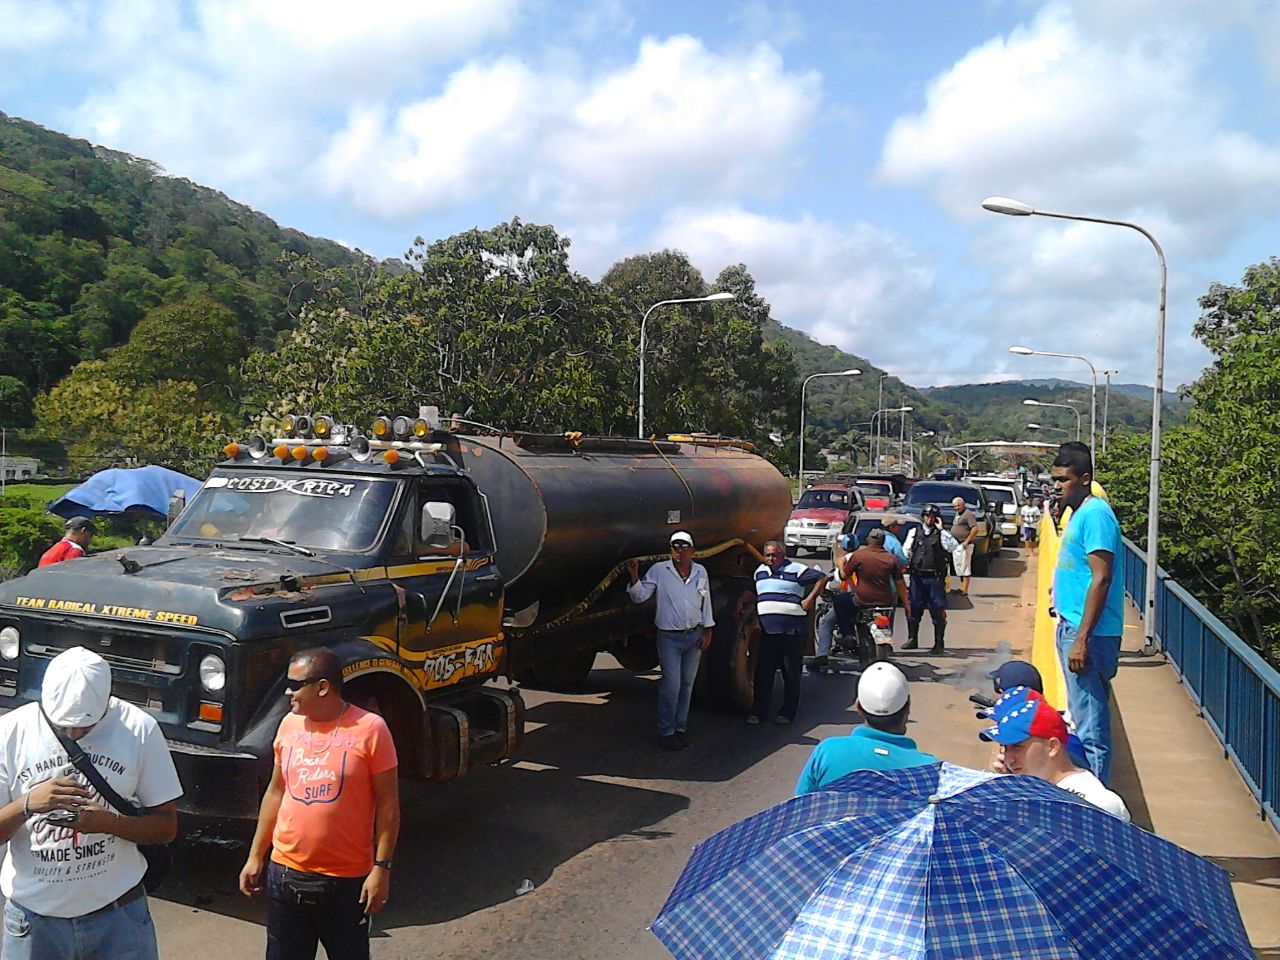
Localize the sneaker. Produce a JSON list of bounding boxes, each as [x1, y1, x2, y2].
[[929, 644, 945, 656], [773, 715, 792, 725], [675, 731, 690, 748], [657, 734, 683, 751], [746, 715, 761, 726]]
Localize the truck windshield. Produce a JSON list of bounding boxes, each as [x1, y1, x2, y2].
[[797, 490, 848, 509], [165, 471, 399, 553]]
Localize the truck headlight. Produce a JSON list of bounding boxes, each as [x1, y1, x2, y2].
[[0, 627, 18, 660], [199, 654, 226, 692]]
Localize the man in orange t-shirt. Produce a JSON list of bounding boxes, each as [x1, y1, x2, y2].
[[38, 516, 95, 566], [238, 648, 399, 960]]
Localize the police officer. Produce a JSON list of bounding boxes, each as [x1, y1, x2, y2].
[[903, 505, 960, 654]]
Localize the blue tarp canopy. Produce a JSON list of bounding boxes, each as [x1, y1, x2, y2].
[[48, 466, 203, 520]]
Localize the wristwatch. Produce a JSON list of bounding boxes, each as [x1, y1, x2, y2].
[[373, 859, 393, 871]]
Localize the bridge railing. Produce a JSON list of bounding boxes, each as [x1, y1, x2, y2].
[[1121, 537, 1280, 833]]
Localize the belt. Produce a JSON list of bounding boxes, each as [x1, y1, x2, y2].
[[84, 882, 146, 918]]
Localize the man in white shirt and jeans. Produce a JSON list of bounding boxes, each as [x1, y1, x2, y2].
[[981, 685, 1129, 821], [627, 531, 715, 751], [0, 646, 183, 960]]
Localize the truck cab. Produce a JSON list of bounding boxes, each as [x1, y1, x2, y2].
[[0, 418, 522, 817]]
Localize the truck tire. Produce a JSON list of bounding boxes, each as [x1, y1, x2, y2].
[[529, 651, 597, 690], [703, 580, 759, 712], [974, 549, 990, 577], [610, 634, 658, 672]]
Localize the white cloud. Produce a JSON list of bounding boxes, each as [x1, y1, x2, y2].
[[319, 36, 821, 222], [651, 205, 937, 361], [0, 0, 88, 50], [877, 0, 1275, 387]]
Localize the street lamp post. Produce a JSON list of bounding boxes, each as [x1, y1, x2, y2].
[[799, 369, 862, 484], [986, 196, 1167, 652], [1100, 370, 1119, 454], [1009, 344, 1098, 454], [1027, 421, 1069, 437], [1023, 398, 1081, 440], [869, 406, 912, 471], [909, 430, 935, 474], [638, 292, 735, 438]]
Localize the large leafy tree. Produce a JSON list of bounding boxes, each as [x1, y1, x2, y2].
[[246, 220, 633, 434], [1099, 257, 1280, 660]]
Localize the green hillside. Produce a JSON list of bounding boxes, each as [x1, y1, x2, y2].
[[0, 113, 366, 417]]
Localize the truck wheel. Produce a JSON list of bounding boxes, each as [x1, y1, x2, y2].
[[529, 651, 597, 690], [704, 582, 758, 711], [610, 635, 658, 672], [974, 550, 990, 577]]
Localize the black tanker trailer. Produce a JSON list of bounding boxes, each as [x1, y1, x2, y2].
[[0, 416, 791, 817]]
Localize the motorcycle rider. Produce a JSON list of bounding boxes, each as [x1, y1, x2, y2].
[[902, 505, 959, 654]]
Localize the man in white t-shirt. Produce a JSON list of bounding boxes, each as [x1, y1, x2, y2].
[[981, 685, 1129, 821], [1020, 499, 1043, 557], [0, 646, 183, 960]]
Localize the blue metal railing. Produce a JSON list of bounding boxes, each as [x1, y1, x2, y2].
[[1121, 536, 1280, 832]]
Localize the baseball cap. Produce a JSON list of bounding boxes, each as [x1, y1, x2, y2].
[[866, 528, 886, 544], [856, 662, 910, 716], [980, 686, 1068, 745], [987, 659, 1043, 693], [64, 516, 96, 533], [41, 646, 112, 727], [669, 531, 694, 547]]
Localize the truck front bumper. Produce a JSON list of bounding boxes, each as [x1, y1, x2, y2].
[[168, 740, 267, 819]]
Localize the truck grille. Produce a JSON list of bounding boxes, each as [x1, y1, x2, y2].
[[26, 633, 182, 676]]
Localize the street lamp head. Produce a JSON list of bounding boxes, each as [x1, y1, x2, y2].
[[1022, 398, 1041, 406], [1008, 345, 1036, 356], [982, 196, 1035, 216], [1027, 422, 1042, 430], [840, 368, 862, 376], [703, 292, 735, 302]]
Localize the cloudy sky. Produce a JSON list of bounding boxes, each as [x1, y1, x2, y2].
[[3, 0, 1279, 388]]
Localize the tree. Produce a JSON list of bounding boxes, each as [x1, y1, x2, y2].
[[246, 220, 633, 434], [103, 297, 247, 397], [0, 376, 34, 428]]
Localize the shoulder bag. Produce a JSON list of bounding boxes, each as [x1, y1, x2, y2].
[[39, 706, 172, 892]]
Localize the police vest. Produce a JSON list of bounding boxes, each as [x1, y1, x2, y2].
[[910, 527, 949, 577]]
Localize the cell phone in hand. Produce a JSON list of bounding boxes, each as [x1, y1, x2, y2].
[[44, 809, 78, 824]]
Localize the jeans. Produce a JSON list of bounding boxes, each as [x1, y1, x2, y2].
[[266, 861, 370, 960], [753, 631, 803, 721], [656, 628, 703, 736], [1055, 618, 1121, 785], [816, 594, 857, 656], [1, 888, 158, 960]]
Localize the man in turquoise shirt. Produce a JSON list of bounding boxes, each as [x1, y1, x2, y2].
[[1052, 444, 1126, 785], [795, 662, 938, 794]]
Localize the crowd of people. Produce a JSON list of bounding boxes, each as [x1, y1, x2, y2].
[[0, 645, 399, 960], [628, 439, 1130, 821]]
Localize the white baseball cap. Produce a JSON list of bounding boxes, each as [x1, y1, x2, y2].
[[856, 662, 910, 716], [41, 646, 112, 727], [669, 531, 694, 547]]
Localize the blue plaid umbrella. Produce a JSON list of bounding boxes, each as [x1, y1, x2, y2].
[[652, 762, 1251, 960]]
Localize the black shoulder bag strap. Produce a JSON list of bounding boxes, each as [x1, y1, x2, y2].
[[39, 705, 171, 892], [39, 705, 141, 816]]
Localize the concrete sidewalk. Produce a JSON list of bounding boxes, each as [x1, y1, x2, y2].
[[1109, 596, 1280, 958], [898, 547, 1280, 956]]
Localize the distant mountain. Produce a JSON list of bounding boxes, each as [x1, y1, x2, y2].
[[983, 377, 1182, 406]]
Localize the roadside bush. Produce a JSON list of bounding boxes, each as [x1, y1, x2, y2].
[[0, 507, 62, 576]]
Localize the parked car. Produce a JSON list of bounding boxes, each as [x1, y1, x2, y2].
[[897, 480, 1004, 575], [839, 511, 922, 556], [970, 475, 1024, 542], [852, 478, 896, 510], [785, 484, 866, 555]]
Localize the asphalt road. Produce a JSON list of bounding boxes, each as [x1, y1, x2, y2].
[[150, 546, 1035, 959]]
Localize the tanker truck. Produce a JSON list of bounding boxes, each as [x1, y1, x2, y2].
[[0, 414, 791, 817]]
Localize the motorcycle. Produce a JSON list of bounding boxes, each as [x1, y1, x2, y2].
[[811, 583, 894, 674]]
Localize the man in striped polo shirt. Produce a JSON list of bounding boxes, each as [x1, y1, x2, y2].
[[749, 541, 827, 725]]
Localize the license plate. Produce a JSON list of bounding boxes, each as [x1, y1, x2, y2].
[[870, 625, 891, 643], [803, 537, 825, 545]]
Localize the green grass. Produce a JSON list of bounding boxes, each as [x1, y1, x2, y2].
[[0, 483, 75, 503]]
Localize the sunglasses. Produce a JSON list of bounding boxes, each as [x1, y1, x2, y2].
[[283, 676, 323, 694], [671, 542, 694, 550]]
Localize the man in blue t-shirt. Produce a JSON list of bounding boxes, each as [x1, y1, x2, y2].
[[1051, 444, 1126, 785], [795, 662, 937, 794], [749, 541, 827, 725]]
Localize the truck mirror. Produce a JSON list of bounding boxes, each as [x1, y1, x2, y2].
[[405, 591, 429, 622], [421, 501, 458, 550]]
